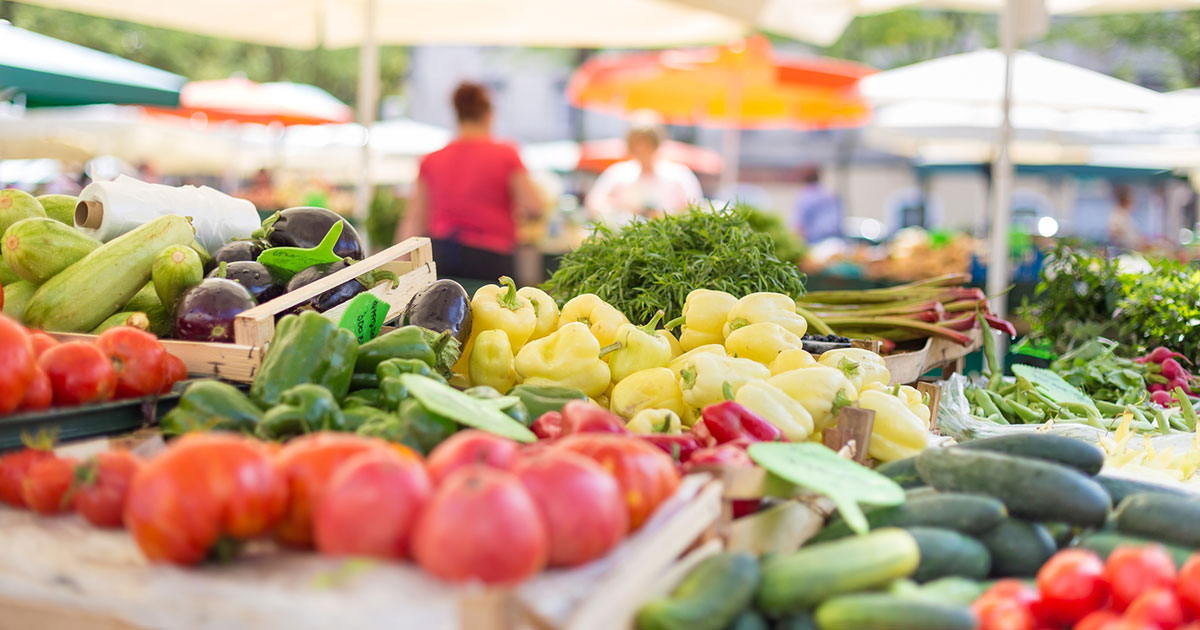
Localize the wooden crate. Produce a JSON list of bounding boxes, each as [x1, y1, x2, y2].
[[883, 327, 983, 385], [50, 237, 437, 383], [0, 459, 722, 630]]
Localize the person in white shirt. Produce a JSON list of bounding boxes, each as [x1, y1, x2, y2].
[[584, 113, 703, 227]]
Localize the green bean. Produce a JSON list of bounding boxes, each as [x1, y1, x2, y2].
[[987, 413, 1008, 425], [1015, 388, 1029, 407], [986, 390, 1017, 421], [974, 388, 1004, 419], [1154, 408, 1171, 435], [1094, 400, 1127, 415], [1007, 399, 1045, 424], [999, 381, 1017, 397], [979, 314, 1003, 392], [1176, 388, 1199, 431], [1170, 414, 1189, 432]]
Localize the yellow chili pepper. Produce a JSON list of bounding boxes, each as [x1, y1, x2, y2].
[[472, 276, 537, 350], [769, 348, 816, 375], [723, 292, 807, 338], [767, 366, 858, 430], [559, 293, 629, 347], [516, 286, 560, 341], [514, 322, 611, 397], [667, 344, 726, 380], [724, 322, 804, 365], [468, 330, 516, 393], [610, 367, 688, 420], [678, 353, 770, 411], [818, 348, 891, 391], [674, 289, 738, 351], [857, 389, 930, 462], [626, 408, 683, 434], [604, 311, 675, 384], [734, 380, 814, 441]]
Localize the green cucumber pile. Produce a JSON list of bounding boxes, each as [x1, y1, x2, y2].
[[640, 432, 1200, 630]]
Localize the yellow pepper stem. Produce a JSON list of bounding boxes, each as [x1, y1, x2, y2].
[[664, 315, 686, 330], [638, 310, 666, 335], [496, 276, 523, 311]]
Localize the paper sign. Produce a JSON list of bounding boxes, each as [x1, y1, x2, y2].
[[338, 293, 389, 344], [257, 221, 344, 274]]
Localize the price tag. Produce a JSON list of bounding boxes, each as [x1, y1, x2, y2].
[[257, 221, 344, 274], [338, 293, 389, 343]]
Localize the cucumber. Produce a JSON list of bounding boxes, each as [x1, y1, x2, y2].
[[877, 456, 924, 488], [36, 194, 76, 225], [2, 280, 37, 322], [916, 448, 1110, 526], [3, 217, 101, 283], [90, 311, 150, 335], [188, 239, 214, 272], [0, 259, 19, 285], [24, 215, 194, 332], [978, 518, 1056, 577], [918, 577, 988, 606], [635, 552, 759, 630], [152, 245, 204, 312], [727, 611, 768, 630], [122, 282, 173, 337], [1114, 492, 1200, 547], [956, 433, 1104, 476], [906, 526, 991, 582], [812, 492, 1007, 542], [1074, 531, 1196, 567], [757, 528, 919, 616], [1043, 522, 1075, 549], [1096, 474, 1195, 505], [814, 593, 978, 630], [774, 612, 816, 630], [0, 189, 46, 236]]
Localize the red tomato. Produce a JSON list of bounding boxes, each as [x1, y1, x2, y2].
[[313, 448, 431, 559], [274, 432, 396, 548], [515, 451, 628, 567], [160, 353, 187, 393], [124, 433, 287, 564], [1177, 555, 1200, 619], [426, 430, 518, 485], [973, 597, 1035, 630], [73, 451, 143, 528], [21, 456, 77, 515], [1177, 623, 1200, 630], [412, 465, 548, 584], [18, 367, 52, 412], [0, 315, 35, 414], [553, 433, 680, 530], [1037, 549, 1110, 626], [0, 446, 55, 507], [26, 332, 59, 359], [95, 326, 167, 399], [1101, 619, 1170, 630], [39, 342, 117, 405], [1104, 545, 1178, 611], [1126, 588, 1185, 630], [1075, 609, 1122, 630]]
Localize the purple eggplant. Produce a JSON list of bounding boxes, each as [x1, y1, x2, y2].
[[207, 261, 285, 304], [257, 207, 364, 260], [402, 279, 472, 344], [212, 241, 265, 267], [174, 278, 256, 343], [284, 260, 397, 314]]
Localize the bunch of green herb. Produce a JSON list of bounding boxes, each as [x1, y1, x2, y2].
[[1051, 338, 1149, 405], [1019, 242, 1122, 352], [1115, 258, 1200, 358], [542, 205, 807, 324], [743, 206, 807, 263]]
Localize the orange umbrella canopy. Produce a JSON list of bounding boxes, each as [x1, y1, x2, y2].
[[568, 36, 874, 129], [578, 138, 723, 175]]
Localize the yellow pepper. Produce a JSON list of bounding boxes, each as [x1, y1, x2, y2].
[[857, 389, 930, 462], [667, 344, 726, 380], [559, 294, 629, 347], [860, 381, 890, 394], [661, 327, 683, 358], [514, 322, 611, 397], [770, 348, 816, 375], [723, 292, 807, 339], [818, 348, 891, 391], [626, 408, 683, 434], [468, 330, 516, 393], [516, 286, 560, 341], [734, 380, 814, 441], [472, 276, 537, 350], [675, 289, 738, 351], [678, 353, 770, 412], [724, 322, 804, 365], [610, 367, 688, 420], [898, 385, 932, 426], [767, 366, 858, 430], [604, 311, 674, 384]]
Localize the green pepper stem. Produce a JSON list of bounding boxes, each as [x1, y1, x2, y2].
[[664, 315, 686, 330], [597, 342, 623, 358], [639, 310, 665, 335], [497, 276, 523, 311], [216, 260, 227, 279], [722, 382, 735, 401], [831, 388, 854, 418]]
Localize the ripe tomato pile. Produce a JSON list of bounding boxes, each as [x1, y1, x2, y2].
[[975, 546, 1200, 630], [0, 314, 187, 415], [0, 429, 680, 584]]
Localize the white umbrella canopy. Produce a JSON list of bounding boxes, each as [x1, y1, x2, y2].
[[277, 118, 452, 183]]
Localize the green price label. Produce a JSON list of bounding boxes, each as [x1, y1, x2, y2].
[[257, 221, 345, 274], [338, 293, 388, 343]]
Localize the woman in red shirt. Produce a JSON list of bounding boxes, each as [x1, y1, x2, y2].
[[397, 82, 541, 281]]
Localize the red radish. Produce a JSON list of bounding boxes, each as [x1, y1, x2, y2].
[[1162, 359, 1186, 381], [1151, 390, 1173, 407], [1149, 383, 1167, 393], [1144, 347, 1187, 364], [1166, 378, 1190, 394]]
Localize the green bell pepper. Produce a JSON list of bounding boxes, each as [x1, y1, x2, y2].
[[160, 380, 263, 436], [356, 398, 455, 454], [342, 406, 394, 433], [506, 383, 588, 419], [376, 358, 447, 411], [343, 388, 382, 408], [256, 384, 346, 440], [465, 386, 530, 426], [251, 311, 358, 406], [355, 326, 442, 374], [350, 371, 378, 391]]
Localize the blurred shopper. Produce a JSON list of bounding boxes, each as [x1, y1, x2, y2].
[[1108, 184, 1141, 250], [584, 112, 703, 227], [240, 169, 278, 211], [398, 82, 541, 281], [791, 166, 842, 243]]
